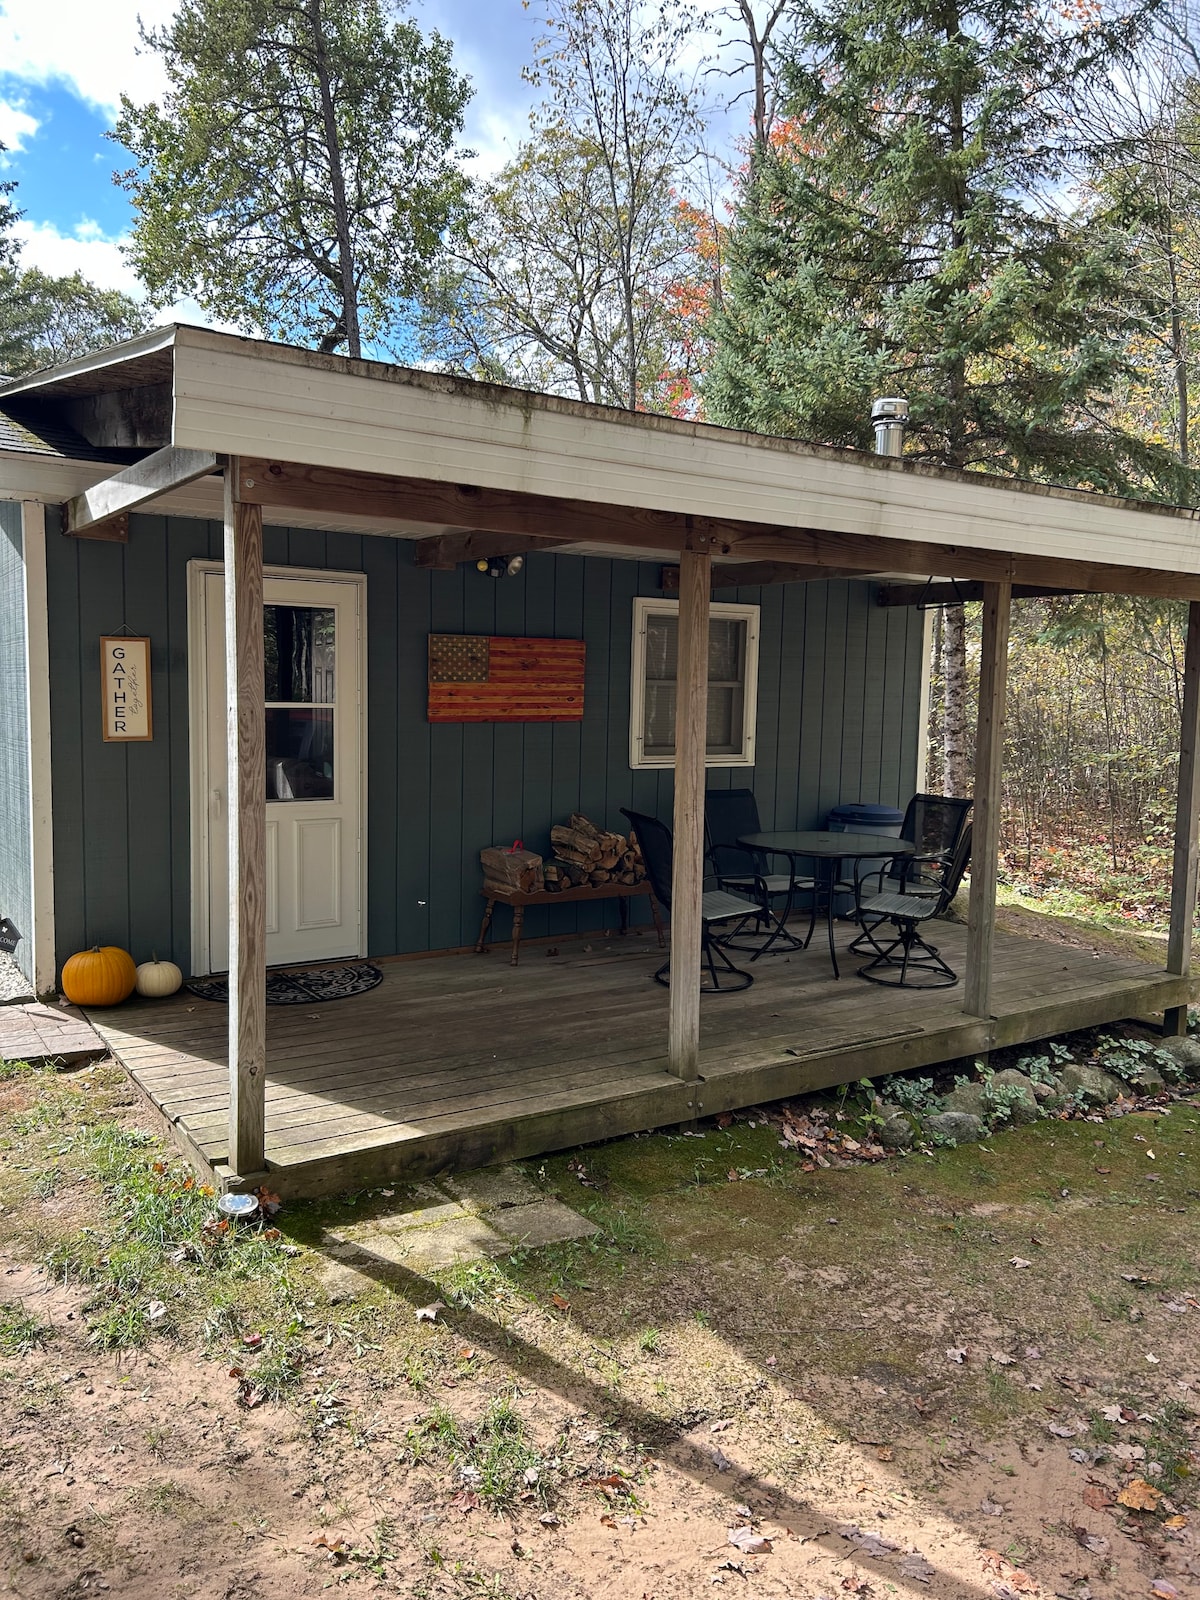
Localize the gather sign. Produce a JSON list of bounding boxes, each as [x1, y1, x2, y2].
[[100, 636, 153, 742]]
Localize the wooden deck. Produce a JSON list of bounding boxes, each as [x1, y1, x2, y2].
[[89, 921, 1195, 1198]]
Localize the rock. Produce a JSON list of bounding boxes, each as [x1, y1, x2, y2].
[[1060, 1062, 1126, 1106], [943, 1081, 987, 1117], [1158, 1035, 1200, 1077], [984, 1069, 1039, 1124], [1031, 1079, 1061, 1104], [876, 1104, 915, 1150], [924, 1111, 985, 1145], [1126, 1065, 1166, 1094]]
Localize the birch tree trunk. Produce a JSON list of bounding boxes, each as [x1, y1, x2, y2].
[[942, 601, 970, 797]]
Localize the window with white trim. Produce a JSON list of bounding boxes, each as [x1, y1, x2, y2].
[[630, 597, 760, 769]]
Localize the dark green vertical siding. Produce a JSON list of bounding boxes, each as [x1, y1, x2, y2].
[[0, 501, 32, 978], [44, 514, 926, 976]]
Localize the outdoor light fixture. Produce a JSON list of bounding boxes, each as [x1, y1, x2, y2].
[[475, 555, 526, 578], [871, 396, 909, 456]]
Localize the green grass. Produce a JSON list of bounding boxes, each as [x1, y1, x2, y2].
[[403, 1396, 550, 1511], [0, 1301, 53, 1355], [0, 1061, 308, 1360]]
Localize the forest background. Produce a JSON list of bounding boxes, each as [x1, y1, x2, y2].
[[4, 0, 1199, 938]]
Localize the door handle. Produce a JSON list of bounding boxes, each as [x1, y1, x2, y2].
[[210, 787, 223, 819]]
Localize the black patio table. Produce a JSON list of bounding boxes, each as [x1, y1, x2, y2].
[[737, 830, 917, 979]]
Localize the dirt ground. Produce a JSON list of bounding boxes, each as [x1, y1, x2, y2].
[[1, 1048, 1199, 1600]]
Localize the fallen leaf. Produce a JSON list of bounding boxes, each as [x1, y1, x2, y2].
[[145, 1299, 167, 1327], [1048, 1422, 1080, 1438], [1101, 1405, 1124, 1422], [539, 1512, 561, 1527], [946, 1347, 968, 1364], [728, 1526, 772, 1554], [600, 1514, 617, 1529], [899, 1552, 936, 1582], [980, 1497, 1005, 1516], [549, 1293, 571, 1312], [1083, 1484, 1115, 1510], [876, 1446, 894, 1462], [1119, 1478, 1163, 1512], [711, 1419, 732, 1433], [1150, 1582, 1180, 1599], [456, 1345, 477, 1361], [1163, 1514, 1189, 1530], [1075, 1527, 1109, 1554], [450, 1489, 480, 1515], [1009, 1257, 1032, 1269], [415, 1300, 445, 1323]]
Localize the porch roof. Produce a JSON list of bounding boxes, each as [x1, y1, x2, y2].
[[2, 323, 1200, 597]]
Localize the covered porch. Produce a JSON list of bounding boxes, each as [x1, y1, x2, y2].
[[8, 326, 1200, 1194], [89, 918, 1191, 1198]]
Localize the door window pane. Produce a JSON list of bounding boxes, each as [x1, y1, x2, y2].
[[266, 708, 334, 799], [264, 606, 335, 703]]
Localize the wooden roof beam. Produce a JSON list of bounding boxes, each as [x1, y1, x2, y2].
[[661, 560, 867, 591], [877, 580, 1081, 606], [232, 458, 1200, 603], [413, 530, 571, 570], [63, 446, 221, 538]]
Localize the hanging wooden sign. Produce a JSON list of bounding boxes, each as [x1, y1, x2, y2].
[[428, 634, 585, 722], [100, 636, 153, 742]]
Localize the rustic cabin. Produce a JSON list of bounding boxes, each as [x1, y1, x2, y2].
[[1, 325, 1197, 1197]]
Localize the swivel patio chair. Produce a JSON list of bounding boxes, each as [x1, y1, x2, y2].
[[854, 822, 973, 988], [703, 788, 816, 957], [621, 808, 755, 992], [846, 792, 973, 952]]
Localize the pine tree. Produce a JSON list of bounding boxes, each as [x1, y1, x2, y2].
[[706, 0, 1192, 500]]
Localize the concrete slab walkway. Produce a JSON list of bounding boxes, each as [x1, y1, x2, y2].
[[320, 1166, 600, 1295], [0, 1001, 107, 1066]]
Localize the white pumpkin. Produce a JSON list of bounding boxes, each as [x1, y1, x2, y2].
[[135, 956, 183, 998]]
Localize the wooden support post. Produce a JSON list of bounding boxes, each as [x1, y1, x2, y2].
[[668, 546, 711, 1087], [224, 461, 268, 1174], [963, 580, 1011, 1019], [1164, 600, 1200, 1034]]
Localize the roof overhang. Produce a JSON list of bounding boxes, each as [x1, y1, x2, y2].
[[3, 324, 1200, 597]]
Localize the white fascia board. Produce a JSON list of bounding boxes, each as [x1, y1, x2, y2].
[[169, 332, 1200, 578]]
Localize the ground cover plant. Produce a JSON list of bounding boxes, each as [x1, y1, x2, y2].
[[1, 1025, 1199, 1599]]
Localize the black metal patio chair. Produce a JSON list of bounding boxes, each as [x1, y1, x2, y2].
[[846, 792, 973, 952], [854, 822, 973, 988], [621, 808, 755, 992], [703, 788, 816, 956]]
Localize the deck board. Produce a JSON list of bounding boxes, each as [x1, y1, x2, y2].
[[86, 920, 1195, 1197]]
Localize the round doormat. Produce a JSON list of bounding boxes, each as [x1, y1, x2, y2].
[[187, 963, 384, 1006]]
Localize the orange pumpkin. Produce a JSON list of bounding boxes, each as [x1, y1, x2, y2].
[[61, 945, 137, 1007]]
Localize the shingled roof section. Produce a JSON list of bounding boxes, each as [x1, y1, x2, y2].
[[0, 402, 118, 462]]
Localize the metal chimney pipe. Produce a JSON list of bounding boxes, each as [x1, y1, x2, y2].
[[871, 396, 909, 457]]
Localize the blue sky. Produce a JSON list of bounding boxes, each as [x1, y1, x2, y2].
[[0, 0, 545, 301], [0, 0, 739, 313]]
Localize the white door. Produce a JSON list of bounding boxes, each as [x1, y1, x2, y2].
[[199, 570, 364, 973]]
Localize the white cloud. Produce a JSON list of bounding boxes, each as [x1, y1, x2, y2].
[[13, 216, 142, 292], [11, 215, 234, 330], [0, 97, 39, 153], [0, 0, 178, 119]]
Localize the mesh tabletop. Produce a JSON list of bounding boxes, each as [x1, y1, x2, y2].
[[737, 830, 917, 858]]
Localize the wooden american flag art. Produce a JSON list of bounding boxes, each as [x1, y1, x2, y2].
[[427, 634, 586, 723]]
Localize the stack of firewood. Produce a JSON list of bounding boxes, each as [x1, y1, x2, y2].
[[542, 813, 647, 892]]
